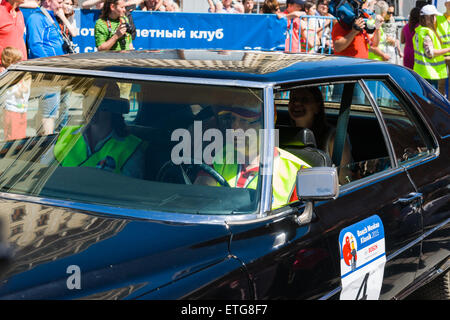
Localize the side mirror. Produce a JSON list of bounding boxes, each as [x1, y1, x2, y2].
[[296, 167, 339, 201]]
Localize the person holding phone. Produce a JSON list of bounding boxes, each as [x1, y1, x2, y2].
[[94, 0, 134, 51]]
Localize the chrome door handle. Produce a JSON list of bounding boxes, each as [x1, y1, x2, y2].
[[394, 192, 423, 205]]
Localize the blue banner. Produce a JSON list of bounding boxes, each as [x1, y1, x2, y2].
[[22, 9, 287, 54]]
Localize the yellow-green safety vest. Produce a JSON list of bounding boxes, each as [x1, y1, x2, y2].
[[54, 125, 142, 174], [369, 27, 386, 61], [436, 15, 450, 56], [213, 147, 310, 210], [413, 26, 448, 80]]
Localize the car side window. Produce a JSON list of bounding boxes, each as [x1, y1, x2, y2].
[[322, 82, 392, 185], [364, 80, 434, 165], [275, 81, 393, 201]]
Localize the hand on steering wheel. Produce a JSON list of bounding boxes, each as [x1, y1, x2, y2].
[[156, 159, 230, 187]]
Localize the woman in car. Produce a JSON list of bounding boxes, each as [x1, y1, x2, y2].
[[287, 86, 352, 182]]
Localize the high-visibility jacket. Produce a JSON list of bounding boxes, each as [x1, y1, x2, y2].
[[436, 15, 450, 56], [213, 147, 310, 210], [54, 125, 142, 174], [369, 27, 386, 61], [413, 26, 448, 80]]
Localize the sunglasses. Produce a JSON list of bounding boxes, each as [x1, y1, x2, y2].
[[387, 11, 394, 15]]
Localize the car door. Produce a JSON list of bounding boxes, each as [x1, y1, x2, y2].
[[227, 80, 423, 300], [372, 77, 449, 288]]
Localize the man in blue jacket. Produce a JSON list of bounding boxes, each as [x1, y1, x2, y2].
[[26, 0, 68, 135], [26, 0, 65, 58]]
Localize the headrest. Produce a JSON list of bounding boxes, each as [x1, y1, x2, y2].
[[97, 98, 130, 114], [295, 128, 317, 148]]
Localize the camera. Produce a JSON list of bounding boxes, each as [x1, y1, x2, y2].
[[328, 0, 375, 34], [123, 22, 134, 35]]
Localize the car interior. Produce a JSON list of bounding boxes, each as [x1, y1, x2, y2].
[[0, 72, 434, 214]]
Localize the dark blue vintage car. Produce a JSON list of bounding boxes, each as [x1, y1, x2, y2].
[[0, 50, 448, 300]]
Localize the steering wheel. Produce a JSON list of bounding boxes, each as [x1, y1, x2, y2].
[[156, 160, 230, 187]]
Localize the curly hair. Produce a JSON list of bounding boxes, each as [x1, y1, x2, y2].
[[1, 47, 23, 68]]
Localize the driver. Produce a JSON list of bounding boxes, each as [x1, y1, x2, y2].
[[195, 106, 311, 210], [42, 81, 147, 179]]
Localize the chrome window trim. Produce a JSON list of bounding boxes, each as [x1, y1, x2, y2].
[[273, 73, 391, 88], [259, 86, 275, 217], [7, 65, 272, 89], [384, 74, 440, 153], [359, 79, 398, 168], [0, 191, 262, 225]]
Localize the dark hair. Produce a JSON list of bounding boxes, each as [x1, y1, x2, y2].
[[304, 1, 315, 12], [262, 0, 279, 13], [100, 0, 120, 20], [408, 7, 421, 32], [289, 86, 331, 150]]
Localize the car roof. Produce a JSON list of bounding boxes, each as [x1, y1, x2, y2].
[[11, 49, 408, 84]]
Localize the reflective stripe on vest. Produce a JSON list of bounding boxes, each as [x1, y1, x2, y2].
[[213, 147, 310, 210], [436, 15, 450, 55], [54, 125, 142, 173], [413, 26, 448, 80], [368, 27, 386, 61]]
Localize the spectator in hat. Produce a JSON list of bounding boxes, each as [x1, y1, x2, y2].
[[436, 0, 450, 96], [413, 4, 450, 94]]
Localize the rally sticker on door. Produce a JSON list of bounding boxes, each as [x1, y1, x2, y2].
[[339, 215, 386, 300]]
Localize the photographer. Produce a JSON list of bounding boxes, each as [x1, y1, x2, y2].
[[330, 0, 380, 58], [94, 0, 134, 51]]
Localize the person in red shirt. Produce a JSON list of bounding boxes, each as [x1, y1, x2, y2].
[[278, 0, 306, 53], [0, 0, 27, 61], [332, 17, 371, 58]]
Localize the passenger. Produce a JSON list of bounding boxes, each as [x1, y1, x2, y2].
[[195, 106, 311, 210], [288, 86, 352, 182], [42, 81, 147, 179]]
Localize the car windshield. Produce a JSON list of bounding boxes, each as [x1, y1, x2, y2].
[[0, 71, 264, 215]]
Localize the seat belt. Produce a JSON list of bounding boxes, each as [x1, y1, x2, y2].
[[332, 83, 355, 167]]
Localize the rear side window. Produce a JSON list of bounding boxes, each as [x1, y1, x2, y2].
[[275, 80, 392, 190], [364, 80, 435, 165]]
